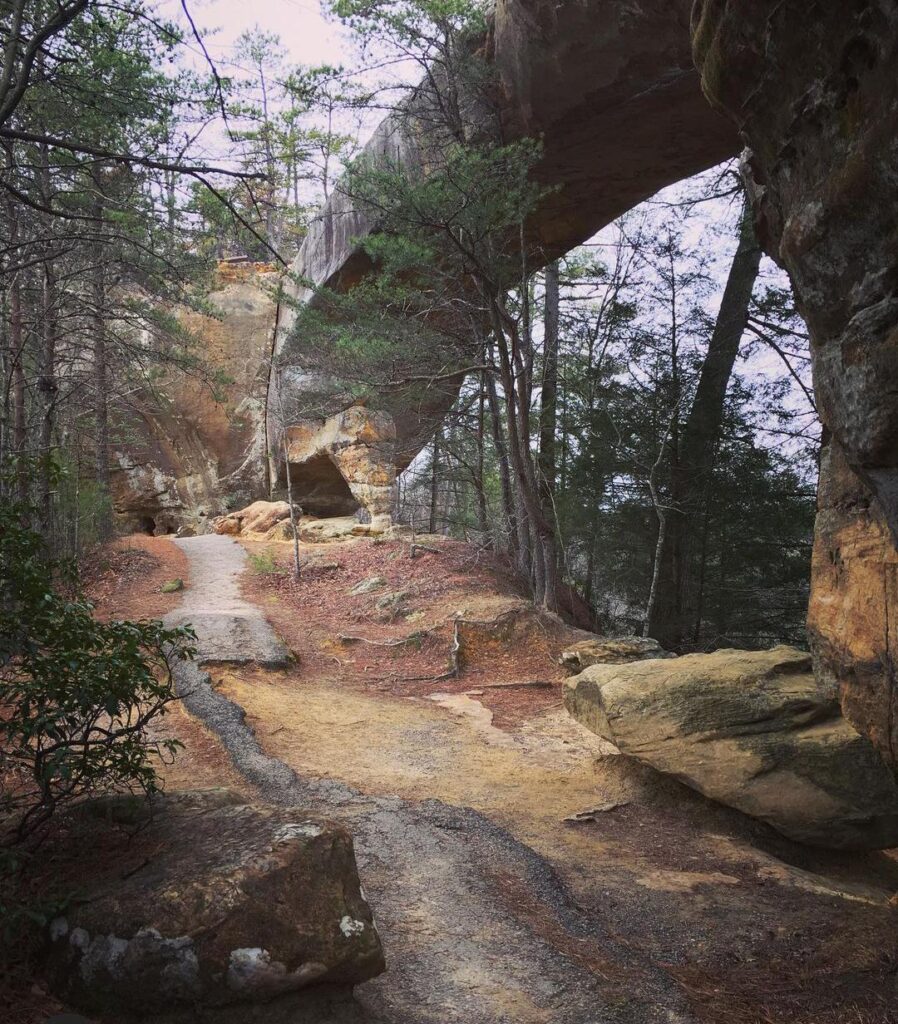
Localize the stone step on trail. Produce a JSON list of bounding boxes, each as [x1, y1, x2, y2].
[[164, 535, 290, 668]]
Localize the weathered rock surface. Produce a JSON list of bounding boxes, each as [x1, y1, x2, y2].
[[691, 4, 898, 769], [564, 646, 898, 849], [214, 500, 292, 537], [559, 636, 675, 675], [281, 404, 397, 524], [807, 440, 898, 768], [112, 265, 276, 536], [42, 790, 384, 1017]]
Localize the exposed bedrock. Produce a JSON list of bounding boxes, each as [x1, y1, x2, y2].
[[111, 265, 276, 535], [807, 439, 898, 769], [281, 405, 398, 525], [42, 790, 384, 1018], [272, 0, 738, 473], [564, 646, 898, 849], [691, 2, 898, 768]]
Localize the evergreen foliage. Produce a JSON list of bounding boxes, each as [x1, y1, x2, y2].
[[0, 490, 195, 842]]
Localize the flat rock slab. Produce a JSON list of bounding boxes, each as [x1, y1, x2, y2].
[[165, 535, 290, 667], [166, 611, 291, 667], [559, 635, 675, 674], [43, 790, 384, 1017], [564, 645, 898, 849]]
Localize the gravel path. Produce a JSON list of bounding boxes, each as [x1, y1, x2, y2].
[[167, 535, 695, 1024]]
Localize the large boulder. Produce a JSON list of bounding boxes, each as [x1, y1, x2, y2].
[[559, 635, 674, 675], [213, 500, 292, 536], [43, 790, 384, 1017], [564, 646, 898, 849]]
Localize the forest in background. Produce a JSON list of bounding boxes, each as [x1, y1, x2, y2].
[[0, 0, 819, 654]]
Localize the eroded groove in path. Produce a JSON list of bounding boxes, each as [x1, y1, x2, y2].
[[165, 535, 694, 1024]]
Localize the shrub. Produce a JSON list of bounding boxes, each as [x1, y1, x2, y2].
[[0, 498, 196, 842], [248, 548, 280, 574]]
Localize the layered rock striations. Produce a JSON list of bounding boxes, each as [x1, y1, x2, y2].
[[564, 646, 898, 849]]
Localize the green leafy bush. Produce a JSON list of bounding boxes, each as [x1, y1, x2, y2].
[[0, 499, 196, 842]]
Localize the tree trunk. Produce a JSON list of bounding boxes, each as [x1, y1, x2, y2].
[[11, 272, 26, 503], [539, 260, 559, 503], [475, 372, 489, 540], [646, 201, 762, 648], [37, 142, 57, 533], [38, 255, 57, 534], [492, 306, 559, 610], [92, 190, 112, 539], [429, 426, 441, 534], [484, 354, 517, 557]]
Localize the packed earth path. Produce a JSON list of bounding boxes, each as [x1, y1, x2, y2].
[[158, 533, 898, 1024]]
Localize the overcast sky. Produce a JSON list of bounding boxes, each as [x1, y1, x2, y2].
[[163, 0, 348, 70]]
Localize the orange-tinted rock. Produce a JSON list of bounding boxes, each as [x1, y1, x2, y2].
[[807, 441, 898, 767], [111, 266, 276, 535], [283, 407, 397, 521], [692, 3, 898, 769]]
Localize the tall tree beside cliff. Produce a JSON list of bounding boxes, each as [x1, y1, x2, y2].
[[287, 0, 564, 609], [0, 5, 220, 549], [542, 193, 815, 647], [644, 199, 763, 649]]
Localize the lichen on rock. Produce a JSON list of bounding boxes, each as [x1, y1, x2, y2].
[[564, 646, 898, 849]]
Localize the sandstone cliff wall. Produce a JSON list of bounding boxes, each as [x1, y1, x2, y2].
[[111, 265, 276, 534], [692, 1, 898, 769]]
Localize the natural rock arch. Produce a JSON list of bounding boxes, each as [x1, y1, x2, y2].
[[274, 1, 898, 769]]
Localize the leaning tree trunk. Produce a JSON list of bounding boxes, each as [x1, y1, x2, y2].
[[429, 426, 441, 534], [474, 374, 490, 541], [11, 269, 26, 503], [539, 260, 559, 505], [485, 349, 522, 564], [646, 201, 762, 650]]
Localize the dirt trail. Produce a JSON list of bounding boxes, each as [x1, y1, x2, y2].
[[165, 534, 898, 1024]]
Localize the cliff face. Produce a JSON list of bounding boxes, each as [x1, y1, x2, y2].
[[111, 265, 276, 535], [691, 1, 898, 768]]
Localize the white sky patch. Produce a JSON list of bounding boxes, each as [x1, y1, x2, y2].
[[158, 0, 348, 67]]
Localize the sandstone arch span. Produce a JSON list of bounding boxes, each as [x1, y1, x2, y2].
[[270, 0, 739, 479]]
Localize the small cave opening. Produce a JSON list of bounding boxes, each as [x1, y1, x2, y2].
[[282, 454, 359, 517], [139, 515, 156, 535]]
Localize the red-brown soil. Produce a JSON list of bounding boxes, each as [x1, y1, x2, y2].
[[239, 536, 578, 730], [6, 530, 898, 1024]]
